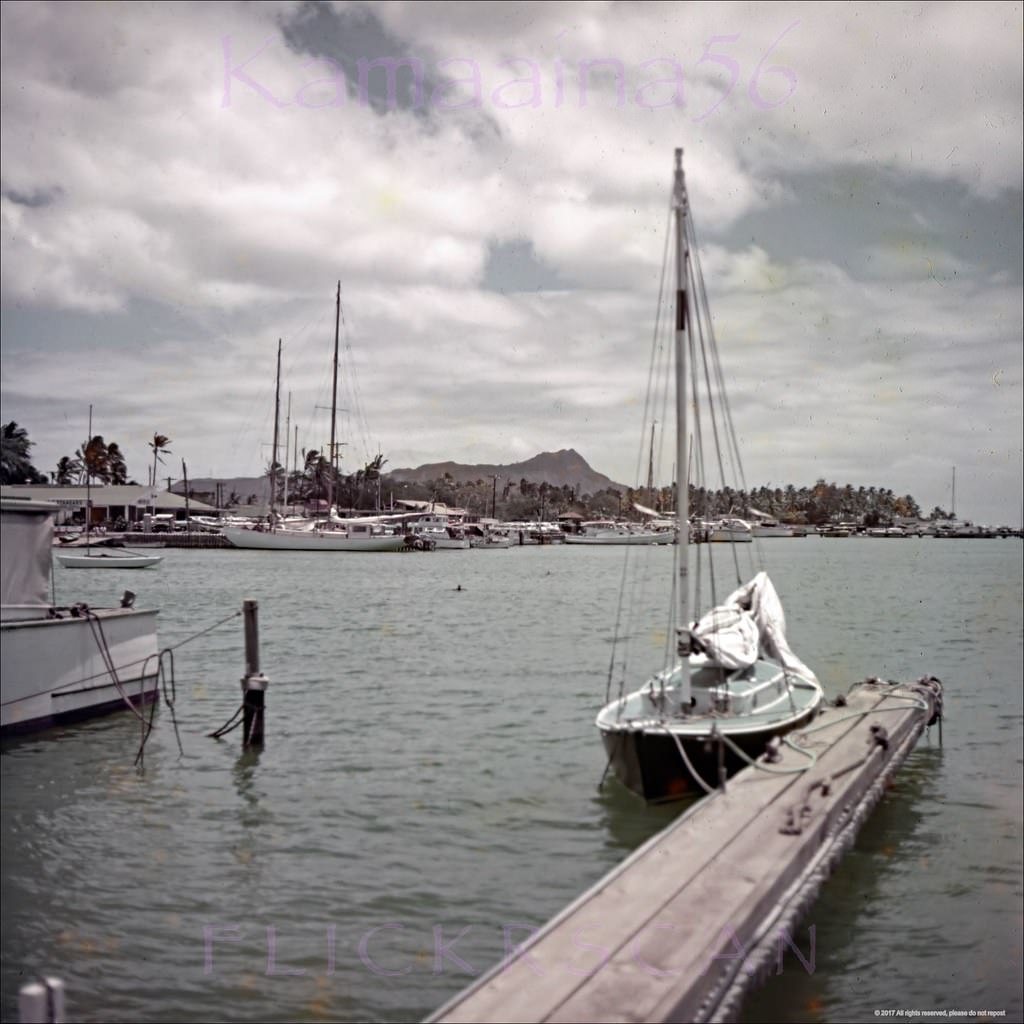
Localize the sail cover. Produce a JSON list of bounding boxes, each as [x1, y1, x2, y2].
[[1, 501, 54, 612], [690, 572, 820, 683]]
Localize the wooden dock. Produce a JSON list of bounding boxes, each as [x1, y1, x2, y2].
[[430, 676, 943, 1024]]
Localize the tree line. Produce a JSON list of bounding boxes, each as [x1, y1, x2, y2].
[[2, 422, 949, 526], [0, 422, 174, 487], [376, 475, 946, 526]]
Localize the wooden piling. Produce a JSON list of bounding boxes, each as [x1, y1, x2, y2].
[[18, 977, 65, 1023], [241, 599, 267, 747], [430, 676, 942, 1024]]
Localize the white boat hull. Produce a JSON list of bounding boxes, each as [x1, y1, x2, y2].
[[469, 535, 513, 548], [56, 552, 163, 569], [751, 525, 806, 538], [223, 526, 409, 551], [708, 528, 753, 543], [1, 608, 160, 733], [564, 531, 667, 545]]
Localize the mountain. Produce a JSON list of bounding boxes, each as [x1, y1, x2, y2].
[[172, 451, 630, 504], [387, 449, 628, 496]]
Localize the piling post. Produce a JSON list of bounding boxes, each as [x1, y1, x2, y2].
[[241, 599, 268, 747], [715, 726, 727, 791], [18, 977, 65, 1023]]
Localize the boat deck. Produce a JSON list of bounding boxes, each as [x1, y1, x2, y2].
[[430, 676, 942, 1023]]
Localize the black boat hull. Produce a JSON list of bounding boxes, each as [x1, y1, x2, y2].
[[600, 707, 819, 803]]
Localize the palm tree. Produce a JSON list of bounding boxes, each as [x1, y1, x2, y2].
[[78, 435, 110, 484], [54, 455, 82, 485], [106, 442, 128, 485], [302, 449, 335, 503], [264, 459, 285, 504], [1, 421, 46, 484], [361, 453, 387, 510], [148, 433, 172, 488]]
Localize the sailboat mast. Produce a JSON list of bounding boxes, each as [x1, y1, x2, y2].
[[328, 282, 341, 518], [270, 339, 282, 524], [647, 422, 656, 505], [86, 404, 93, 551], [283, 392, 291, 511], [674, 148, 691, 658]]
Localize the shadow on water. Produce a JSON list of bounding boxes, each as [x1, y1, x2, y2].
[[231, 748, 265, 824], [593, 777, 698, 854], [737, 745, 946, 1024]]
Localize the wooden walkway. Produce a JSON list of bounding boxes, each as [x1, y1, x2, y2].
[[430, 676, 943, 1024]]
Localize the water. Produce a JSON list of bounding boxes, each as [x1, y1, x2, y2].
[[2, 539, 1021, 1023]]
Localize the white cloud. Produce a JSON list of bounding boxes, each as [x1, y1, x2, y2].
[[1, 1, 1021, 523]]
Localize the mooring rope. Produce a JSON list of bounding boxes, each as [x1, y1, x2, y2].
[[208, 704, 245, 740], [10, 605, 248, 771], [651, 675, 942, 801]]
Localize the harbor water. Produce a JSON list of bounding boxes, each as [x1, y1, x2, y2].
[[2, 538, 1021, 1023]]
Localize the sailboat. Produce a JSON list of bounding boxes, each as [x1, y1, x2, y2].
[[595, 150, 823, 802], [55, 409, 162, 569], [223, 284, 409, 553]]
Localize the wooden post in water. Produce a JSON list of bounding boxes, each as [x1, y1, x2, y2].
[[241, 599, 268, 747], [18, 977, 65, 1023], [182, 459, 191, 535]]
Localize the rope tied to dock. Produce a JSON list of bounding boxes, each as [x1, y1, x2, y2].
[[655, 676, 944, 807], [43, 605, 245, 769], [776, 677, 943, 835]]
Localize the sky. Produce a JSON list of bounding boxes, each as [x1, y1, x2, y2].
[[1, 1, 1021, 525]]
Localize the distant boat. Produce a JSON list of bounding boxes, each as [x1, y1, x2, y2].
[[223, 288, 409, 554], [595, 150, 823, 802], [747, 508, 807, 538], [56, 549, 163, 568], [54, 407, 162, 570], [820, 526, 852, 538], [467, 524, 514, 548], [564, 520, 666, 545], [405, 514, 470, 549], [2, 498, 161, 733], [707, 517, 754, 543]]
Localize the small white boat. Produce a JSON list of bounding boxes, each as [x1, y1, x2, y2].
[[406, 514, 470, 549], [467, 526, 513, 548], [55, 405, 163, 569], [564, 520, 666, 545], [56, 549, 163, 569], [748, 513, 807, 538], [707, 517, 754, 543]]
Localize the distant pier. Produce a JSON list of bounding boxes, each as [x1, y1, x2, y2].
[[430, 676, 942, 1024], [120, 532, 230, 548]]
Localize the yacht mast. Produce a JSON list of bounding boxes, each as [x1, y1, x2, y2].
[[85, 404, 93, 552], [327, 282, 341, 519], [283, 391, 291, 512], [646, 422, 656, 506], [270, 339, 282, 526], [674, 148, 691, 660]]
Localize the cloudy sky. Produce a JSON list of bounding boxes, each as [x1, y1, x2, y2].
[[1, 1, 1021, 523]]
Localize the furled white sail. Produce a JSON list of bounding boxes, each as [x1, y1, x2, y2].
[[690, 572, 820, 684]]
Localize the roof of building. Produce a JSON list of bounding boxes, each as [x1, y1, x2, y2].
[[393, 499, 465, 515], [0, 484, 217, 512]]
